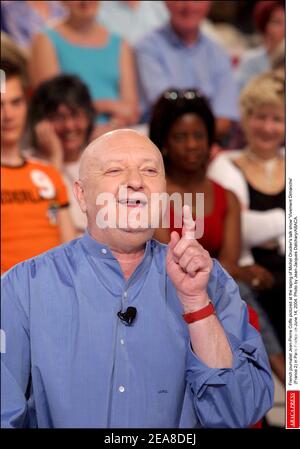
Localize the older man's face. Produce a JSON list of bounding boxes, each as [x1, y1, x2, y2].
[[166, 1, 211, 35], [76, 131, 166, 246]]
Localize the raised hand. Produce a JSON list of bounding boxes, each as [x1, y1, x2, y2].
[[34, 120, 64, 169], [166, 205, 213, 312]]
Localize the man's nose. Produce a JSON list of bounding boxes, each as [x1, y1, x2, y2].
[[126, 168, 144, 190]]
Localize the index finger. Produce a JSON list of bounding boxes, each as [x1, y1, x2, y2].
[[182, 205, 195, 240]]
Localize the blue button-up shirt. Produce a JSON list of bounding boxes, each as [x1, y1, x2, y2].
[[235, 46, 270, 92], [97, 0, 169, 45], [135, 24, 239, 122], [1, 232, 273, 428]]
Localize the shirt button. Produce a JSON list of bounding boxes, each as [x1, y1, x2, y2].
[[120, 339, 125, 345], [119, 385, 125, 393], [123, 291, 127, 298], [101, 249, 107, 254]]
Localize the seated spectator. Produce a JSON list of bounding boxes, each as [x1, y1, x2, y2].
[[28, 74, 95, 234], [98, 0, 169, 45], [1, 1, 66, 53], [149, 89, 285, 385], [135, 0, 239, 145], [1, 60, 76, 273], [29, 0, 139, 130], [208, 71, 285, 349], [236, 1, 285, 91]]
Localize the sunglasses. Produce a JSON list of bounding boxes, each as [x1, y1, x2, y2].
[[163, 89, 203, 101]]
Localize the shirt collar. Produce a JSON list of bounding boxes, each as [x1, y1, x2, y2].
[[80, 229, 154, 261], [80, 229, 158, 288], [164, 22, 202, 48]]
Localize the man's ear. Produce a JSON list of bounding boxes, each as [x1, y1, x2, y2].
[[73, 180, 87, 213]]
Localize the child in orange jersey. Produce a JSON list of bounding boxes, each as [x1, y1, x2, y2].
[[1, 60, 76, 272]]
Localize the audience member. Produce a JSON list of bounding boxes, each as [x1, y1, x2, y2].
[[98, 0, 169, 45], [1, 1, 66, 52], [1, 60, 76, 273], [28, 75, 95, 234], [29, 0, 139, 130], [236, 1, 285, 91], [208, 71, 285, 349], [135, 0, 239, 145], [150, 89, 285, 384]]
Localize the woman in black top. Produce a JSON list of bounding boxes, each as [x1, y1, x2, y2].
[[233, 71, 285, 348]]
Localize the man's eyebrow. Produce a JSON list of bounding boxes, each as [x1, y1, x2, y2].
[[102, 158, 160, 166], [139, 158, 160, 164], [102, 159, 125, 166]]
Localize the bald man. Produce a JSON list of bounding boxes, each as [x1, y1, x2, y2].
[[1, 130, 273, 428]]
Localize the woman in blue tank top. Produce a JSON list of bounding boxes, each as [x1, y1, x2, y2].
[[29, 0, 139, 130]]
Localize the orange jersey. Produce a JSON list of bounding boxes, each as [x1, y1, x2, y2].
[[1, 158, 69, 272]]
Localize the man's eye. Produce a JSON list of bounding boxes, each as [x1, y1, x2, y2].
[[106, 168, 122, 174], [143, 168, 158, 175]]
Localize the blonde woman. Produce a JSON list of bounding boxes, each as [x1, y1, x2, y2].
[[208, 71, 285, 353]]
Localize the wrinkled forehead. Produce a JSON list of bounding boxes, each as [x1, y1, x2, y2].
[[100, 142, 162, 165], [79, 133, 164, 178]]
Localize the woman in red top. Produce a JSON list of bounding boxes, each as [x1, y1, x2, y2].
[[150, 90, 249, 278], [149, 89, 284, 386]]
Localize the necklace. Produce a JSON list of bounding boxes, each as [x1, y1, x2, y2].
[[244, 149, 281, 189]]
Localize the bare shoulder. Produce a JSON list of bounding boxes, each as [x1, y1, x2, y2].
[[225, 188, 241, 211], [32, 31, 52, 46]]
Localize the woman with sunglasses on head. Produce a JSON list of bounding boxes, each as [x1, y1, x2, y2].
[[150, 88, 285, 385], [150, 90, 240, 262]]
